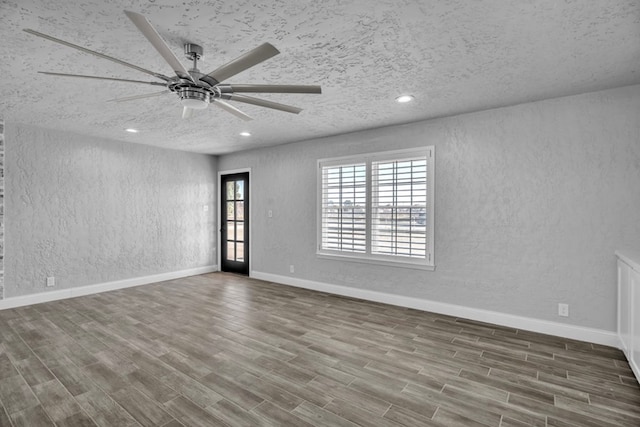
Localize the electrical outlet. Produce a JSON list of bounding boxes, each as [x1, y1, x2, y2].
[[289, 265, 295, 273], [203, 205, 209, 212], [558, 303, 569, 317], [46, 276, 55, 287]]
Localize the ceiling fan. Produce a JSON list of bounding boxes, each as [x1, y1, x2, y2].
[[24, 10, 321, 120]]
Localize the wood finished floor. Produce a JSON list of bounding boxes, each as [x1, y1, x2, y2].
[[0, 273, 639, 427]]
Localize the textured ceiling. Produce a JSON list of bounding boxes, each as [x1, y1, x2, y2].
[[1, 1, 639, 154]]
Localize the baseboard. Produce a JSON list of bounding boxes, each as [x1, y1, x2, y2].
[[630, 358, 640, 382], [251, 271, 619, 348], [0, 265, 218, 310], [620, 340, 640, 381]]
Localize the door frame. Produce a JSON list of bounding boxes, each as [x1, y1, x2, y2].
[[217, 168, 252, 275]]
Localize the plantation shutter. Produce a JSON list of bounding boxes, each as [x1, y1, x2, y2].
[[371, 156, 428, 258], [320, 163, 367, 253]]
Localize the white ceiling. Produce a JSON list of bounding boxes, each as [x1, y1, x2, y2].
[[1, 1, 638, 154]]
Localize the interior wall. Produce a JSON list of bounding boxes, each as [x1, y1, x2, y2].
[[218, 84, 640, 332], [0, 118, 4, 300], [5, 124, 217, 298]]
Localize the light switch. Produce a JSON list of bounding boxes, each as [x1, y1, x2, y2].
[[203, 205, 209, 212], [268, 210, 273, 218]]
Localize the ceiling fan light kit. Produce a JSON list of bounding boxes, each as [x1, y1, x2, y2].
[[24, 10, 321, 121], [178, 87, 210, 110]]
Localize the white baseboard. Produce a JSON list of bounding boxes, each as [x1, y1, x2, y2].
[[621, 340, 640, 381], [0, 265, 218, 310], [630, 358, 640, 382], [251, 271, 619, 348]]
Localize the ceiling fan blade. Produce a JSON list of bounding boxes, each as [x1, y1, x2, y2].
[[107, 90, 170, 103], [200, 43, 279, 86], [218, 84, 322, 94], [38, 71, 166, 86], [223, 94, 302, 114], [213, 100, 252, 121], [182, 106, 194, 119], [23, 29, 170, 81], [124, 10, 194, 82]]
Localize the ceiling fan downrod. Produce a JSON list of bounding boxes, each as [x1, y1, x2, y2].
[[184, 43, 203, 69]]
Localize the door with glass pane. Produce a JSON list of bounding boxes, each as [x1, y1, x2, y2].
[[221, 172, 249, 275]]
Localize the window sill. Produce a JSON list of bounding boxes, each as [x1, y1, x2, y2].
[[317, 251, 435, 271]]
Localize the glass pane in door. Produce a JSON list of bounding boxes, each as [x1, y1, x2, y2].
[[226, 182, 235, 200], [236, 222, 244, 242], [236, 242, 244, 261], [227, 202, 235, 220], [236, 202, 244, 221], [227, 221, 235, 240], [226, 241, 235, 261], [236, 181, 244, 200]]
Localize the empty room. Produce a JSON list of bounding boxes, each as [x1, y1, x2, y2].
[[1, 0, 640, 426]]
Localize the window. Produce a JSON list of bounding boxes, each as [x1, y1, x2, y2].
[[318, 147, 434, 270]]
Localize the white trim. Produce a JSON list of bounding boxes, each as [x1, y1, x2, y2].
[[250, 271, 619, 348], [0, 265, 217, 310], [630, 358, 640, 383], [317, 252, 435, 271], [616, 250, 640, 273], [616, 253, 640, 382], [317, 146, 433, 165], [218, 168, 252, 274], [617, 261, 626, 353]]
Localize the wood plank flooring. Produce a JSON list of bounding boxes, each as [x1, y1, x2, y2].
[[0, 272, 638, 426]]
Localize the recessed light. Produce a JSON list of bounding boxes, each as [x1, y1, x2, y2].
[[395, 95, 414, 103], [125, 128, 139, 133], [240, 131, 251, 137]]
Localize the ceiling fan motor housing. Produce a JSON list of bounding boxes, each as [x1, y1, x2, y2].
[[178, 87, 210, 109]]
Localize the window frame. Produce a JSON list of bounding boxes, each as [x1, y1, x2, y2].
[[317, 147, 435, 271]]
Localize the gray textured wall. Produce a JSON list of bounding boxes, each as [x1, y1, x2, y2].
[[0, 119, 4, 300], [218, 85, 640, 331], [6, 124, 217, 298]]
